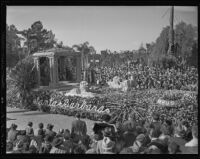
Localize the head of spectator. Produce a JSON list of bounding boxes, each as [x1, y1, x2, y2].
[[38, 123, 44, 129], [182, 121, 190, 131], [10, 123, 17, 130], [174, 125, 185, 138], [47, 124, 54, 131], [101, 136, 115, 154], [63, 130, 71, 141], [28, 122, 33, 127], [152, 112, 160, 122], [75, 113, 81, 120]]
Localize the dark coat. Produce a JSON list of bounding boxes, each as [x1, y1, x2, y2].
[[71, 119, 87, 137], [45, 130, 56, 141]]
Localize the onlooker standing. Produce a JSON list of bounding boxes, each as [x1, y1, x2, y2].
[[71, 113, 87, 142]]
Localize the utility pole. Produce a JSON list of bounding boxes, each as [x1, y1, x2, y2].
[[168, 6, 174, 56]]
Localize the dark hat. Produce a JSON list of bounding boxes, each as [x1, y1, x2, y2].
[[52, 138, 63, 147]]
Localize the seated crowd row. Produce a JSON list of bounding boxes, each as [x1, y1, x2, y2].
[[6, 113, 198, 154]]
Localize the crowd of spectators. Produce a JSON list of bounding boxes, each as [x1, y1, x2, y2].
[[7, 113, 198, 154], [94, 63, 198, 90]]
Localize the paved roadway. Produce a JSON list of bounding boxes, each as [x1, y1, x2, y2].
[[7, 107, 95, 135]]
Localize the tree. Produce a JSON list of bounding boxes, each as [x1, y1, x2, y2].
[[6, 24, 24, 67], [20, 21, 56, 54], [72, 42, 96, 80], [149, 21, 197, 67]]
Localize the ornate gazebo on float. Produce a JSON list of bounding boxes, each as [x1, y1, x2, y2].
[[32, 48, 88, 88]]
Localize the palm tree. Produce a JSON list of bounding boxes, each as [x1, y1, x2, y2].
[[72, 42, 96, 81]]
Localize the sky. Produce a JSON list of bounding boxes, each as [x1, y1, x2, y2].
[[7, 6, 197, 53]]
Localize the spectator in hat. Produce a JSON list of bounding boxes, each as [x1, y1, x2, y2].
[[50, 138, 66, 154], [7, 124, 18, 143], [96, 127, 116, 154], [45, 124, 56, 141], [39, 135, 52, 153], [25, 122, 34, 137], [71, 113, 87, 141]]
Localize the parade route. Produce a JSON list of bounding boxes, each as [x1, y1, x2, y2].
[[7, 107, 95, 135]]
